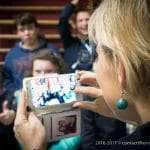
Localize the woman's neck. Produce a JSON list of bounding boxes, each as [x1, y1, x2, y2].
[[134, 97, 150, 125]]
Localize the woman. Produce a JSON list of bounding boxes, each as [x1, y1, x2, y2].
[[14, 0, 150, 150]]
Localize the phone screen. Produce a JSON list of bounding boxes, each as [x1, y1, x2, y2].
[[27, 74, 77, 108]]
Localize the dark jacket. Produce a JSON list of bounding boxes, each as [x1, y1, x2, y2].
[[58, 3, 95, 73], [3, 37, 60, 92], [111, 122, 150, 150]]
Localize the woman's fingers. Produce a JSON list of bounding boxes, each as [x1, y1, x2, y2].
[[74, 86, 102, 98], [16, 91, 27, 116], [15, 91, 28, 126], [73, 97, 114, 118], [73, 101, 97, 112], [77, 71, 99, 87], [28, 111, 42, 126]]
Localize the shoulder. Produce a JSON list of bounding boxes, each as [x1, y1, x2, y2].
[[110, 122, 150, 150], [47, 44, 58, 50], [10, 41, 21, 51], [47, 44, 60, 54], [5, 42, 21, 57]]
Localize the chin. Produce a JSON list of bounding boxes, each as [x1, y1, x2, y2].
[[81, 33, 88, 38], [26, 41, 34, 46], [83, 32, 88, 36]]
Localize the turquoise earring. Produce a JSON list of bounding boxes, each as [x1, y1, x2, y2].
[[116, 90, 128, 110]]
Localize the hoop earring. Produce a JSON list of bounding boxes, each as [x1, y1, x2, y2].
[[116, 89, 128, 110]]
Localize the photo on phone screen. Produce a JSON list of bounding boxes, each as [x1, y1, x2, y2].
[[26, 74, 77, 108]]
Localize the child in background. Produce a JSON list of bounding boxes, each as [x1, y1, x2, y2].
[[3, 12, 60, 94]]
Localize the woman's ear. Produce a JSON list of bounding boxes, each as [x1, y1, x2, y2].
[[117, 60, 126, 88]]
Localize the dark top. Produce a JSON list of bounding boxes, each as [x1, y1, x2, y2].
[[3, 36, 60, 92], [58, 3, 95, 73], [111, 122, 150, 150]]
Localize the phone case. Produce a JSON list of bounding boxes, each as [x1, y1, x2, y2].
[[23, 73, 82, 115]]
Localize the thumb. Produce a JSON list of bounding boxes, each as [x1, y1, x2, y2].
[[28, 111, 41, 125], [2, 101, 9, 111], [73, 101, 97, 112]]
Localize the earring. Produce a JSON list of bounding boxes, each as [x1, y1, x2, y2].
[[116, 89, 128, 110]]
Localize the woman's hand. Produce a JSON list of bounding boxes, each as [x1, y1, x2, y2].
[[0, 101, 15, 125], [14, 91, 47, 150], [73, 71, 114, 117], [77, 71, 99, 88], [76, 71, 101, 97]]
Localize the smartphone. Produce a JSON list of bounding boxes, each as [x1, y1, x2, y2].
[[23, 73, 82, 114]]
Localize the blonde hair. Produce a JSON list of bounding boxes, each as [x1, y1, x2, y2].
[[89, 0, 150, 98]]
